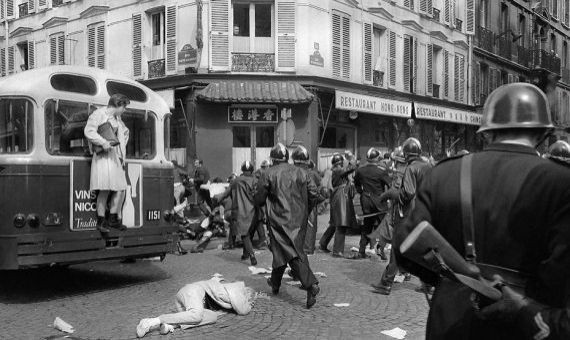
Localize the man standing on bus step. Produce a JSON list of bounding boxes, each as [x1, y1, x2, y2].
[[255, 143, 324, 308], [348, 148, 391, 260]]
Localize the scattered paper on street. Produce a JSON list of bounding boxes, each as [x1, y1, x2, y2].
[[381, 327, 407, 339], [213, 273, 223, 278], [255, 292, 270, 300], [285, 280, 301, 286], [314, 272, 327, 278], [264, 275, 271, 279], [248, 266, 272, 275], [394, 274, 405, 283], [333, 303, 349, 307], [53, 317, 74, 334], [350, 247, 359, 252]]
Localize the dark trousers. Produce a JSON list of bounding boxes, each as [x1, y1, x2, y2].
[[319, 222, 335, 249], [242, 235, 254, 258], [270, 257, 317, 290], [251, 221, 267, 243], [379, 244, 398, 286], [359, 214, 383, 254], [303, 210, 318, 254]]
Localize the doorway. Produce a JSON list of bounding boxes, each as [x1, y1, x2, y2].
[[232, 125, 275, 174]]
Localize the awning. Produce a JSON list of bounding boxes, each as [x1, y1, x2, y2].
[[196, 80, 314, 104]]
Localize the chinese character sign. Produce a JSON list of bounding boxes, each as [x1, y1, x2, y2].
[[228, 107, 277, 123]]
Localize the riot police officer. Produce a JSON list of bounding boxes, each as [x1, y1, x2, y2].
[[395, 83, 570, 339]]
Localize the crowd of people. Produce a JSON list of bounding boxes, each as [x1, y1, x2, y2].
[[133, 82, 570, 339]]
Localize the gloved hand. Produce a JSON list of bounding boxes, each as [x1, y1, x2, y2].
[[478, 275, 528, 322]]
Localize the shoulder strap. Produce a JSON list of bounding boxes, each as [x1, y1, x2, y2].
[[460, 154, 476, 263]]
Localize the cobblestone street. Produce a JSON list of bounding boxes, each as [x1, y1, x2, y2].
[[0, 213, 428, 340]]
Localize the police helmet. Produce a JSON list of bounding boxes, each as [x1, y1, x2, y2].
[[308, 160, 316, 170], [241, 160, 254, 173], [391, 146, 405, 163], [331, 153, 344, 166], [366, 148, 381, 162], [270, 143, 289, 162], [403, 137, 422, 159], [260, 160, 270, 168], [477, 83, 554, 134], [292, 145, 310, 164], [548, 140, 570, 158]]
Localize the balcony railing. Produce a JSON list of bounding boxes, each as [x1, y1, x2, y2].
[[433, 8, 440, 22], [433, 84, 440, 98], [455, 19, 463, 31], [532, 49, 561, 74], [231, 53, 275, 72], [476, 26, 494, 53], [148, 59, 165, 79], [373, 70, 384, 87], [516, 45, 531, 67], [496, 36, 512, 59]]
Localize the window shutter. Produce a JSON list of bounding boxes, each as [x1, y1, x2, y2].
[[341, 15, 350, 78], [38, 0, 47, 11], [565, 0, 570, 25], [404, 35, 411, 92], [413, 38, 418, 92], [276, 0, 296, 72], [6, 0, 14, 19], [444, 0, 451, 25], [426, 44, 433, 95], [553, 0, 559, 19], [363, 22, 372, 83], [132, 13, 142, 78], [0, 1, 4, 20], [0, 48, 5, 76], [96, 24, 105, 69], [58, 35, 65, 65], [473, 62, 480, 105], [166, 5, 177, 74], [427, 0, 433, 15], [465, 0, 475, 35], [489, 68, 496, 91], [88, 25, 96, 67], [443, 49, 449, 97], [50, 36, 57, 65], [420, 0, 427, 14], [459, 54, 465, 102], [7, 46, 14, 74], [28, 0, 35, 13], [209, 0, 230, 72], [389, 30, 396, 87], [454, 54, 459, 100], [28, 40, 35, 69], [332, 12, 341, 77]]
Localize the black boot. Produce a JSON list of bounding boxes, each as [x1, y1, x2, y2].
[[191, 235, 211, 253], [176, 241, 188, 255], [306, 283, 320, 309], [96, 216, 110, 233], [108, 214, 127, 231]]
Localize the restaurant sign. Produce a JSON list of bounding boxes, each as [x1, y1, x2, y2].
[[335, 90, 411, 118], [228, 105, 278, 123], [415, 103, 481, 126]]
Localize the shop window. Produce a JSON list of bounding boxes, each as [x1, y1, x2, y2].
[[255, 126, 274, 147], [0, 98, 33, 154], [233, 126, 251, 147], [319, 125, 355, 150]]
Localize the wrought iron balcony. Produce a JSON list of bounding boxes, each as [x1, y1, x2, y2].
[[455, 19, 463, 31], [148, 59, 165, 79], [433, 84, 440, 98], [516, 45, 531, 67], [496, 36, 512, 59], [532, 49, 561, 74], [433, 8, 440, 22], [231, 53, 275, 72], [476, 26, 494, 53]]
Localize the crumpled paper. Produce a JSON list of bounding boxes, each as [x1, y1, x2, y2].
[[333, 303, 349, 307], [248, 266, 272, 275], [394, 274, 406, 283], [53, 317, 74, 334], [285, 280, 301, 286], [381, 327, 407, 339], [314, 272, 327, 278]]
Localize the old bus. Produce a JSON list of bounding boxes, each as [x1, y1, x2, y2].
[[0, 66, 178, 269]]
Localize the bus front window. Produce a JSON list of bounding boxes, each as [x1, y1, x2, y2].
[[45, 99, 95, 156], [0, 98, 33, 154]]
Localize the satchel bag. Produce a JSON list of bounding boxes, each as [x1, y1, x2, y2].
[[93, 121, 119, 153]]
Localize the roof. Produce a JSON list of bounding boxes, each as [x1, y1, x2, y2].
[[196, 80, 314, 104]]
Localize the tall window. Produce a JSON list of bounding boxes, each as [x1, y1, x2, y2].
[[232, 3, 274, 53], [49, 32, 65, 65], [519, 14, 526, 47], [501, 3, 509, 33], [552, 33, 557, 54], [479, 0, 487, 28], [150, 10, 165, 60], [404, 35, 417, 93], [373, 27, 386, 87], [564, 41, 568, 68]]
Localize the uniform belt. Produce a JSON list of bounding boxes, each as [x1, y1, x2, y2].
[[478, 263, 529, 290]]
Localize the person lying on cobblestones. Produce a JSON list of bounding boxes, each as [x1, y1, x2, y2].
[[136, 277, 256, 337]]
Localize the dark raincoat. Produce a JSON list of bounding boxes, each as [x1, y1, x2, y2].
[[330, 164, 356, 228], [215, 173, 257, 236], [254, 162, 319, 268]]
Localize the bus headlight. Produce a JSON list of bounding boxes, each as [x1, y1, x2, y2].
[[13, 214, 26, 228], [27, 214, 41, 228]]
